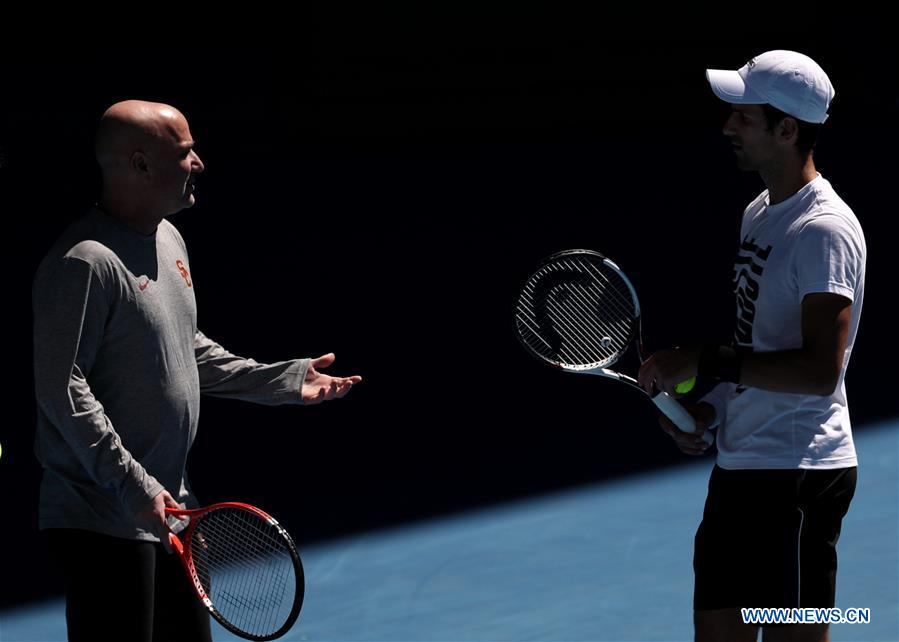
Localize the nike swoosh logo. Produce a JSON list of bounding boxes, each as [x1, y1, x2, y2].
[[139, 279, 150, 291]]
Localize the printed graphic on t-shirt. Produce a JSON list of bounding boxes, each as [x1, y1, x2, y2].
[[732, 235, 772, 395], [176, 260, 192, 288]]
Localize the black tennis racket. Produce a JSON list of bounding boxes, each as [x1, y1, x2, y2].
[[515, 249, 714, 445], [166, 502, 305, 641]]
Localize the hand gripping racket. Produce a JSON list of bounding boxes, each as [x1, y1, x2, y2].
[[166, 502, 305, 641], [515, 249, 714, 445]]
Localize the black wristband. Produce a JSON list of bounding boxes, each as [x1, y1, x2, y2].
[[697, 345, 742, 383]]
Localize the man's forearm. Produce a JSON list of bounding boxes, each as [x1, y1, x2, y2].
[[738, 349, 840, 396]]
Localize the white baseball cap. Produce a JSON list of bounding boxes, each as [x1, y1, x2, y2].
[[706, 50, 835, 124]]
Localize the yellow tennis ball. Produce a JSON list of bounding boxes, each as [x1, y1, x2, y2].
[[674, 377, 696, 394]]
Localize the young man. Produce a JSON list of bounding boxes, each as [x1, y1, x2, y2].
[[638, 51, 865, 642], [33, 100, 361, 642]]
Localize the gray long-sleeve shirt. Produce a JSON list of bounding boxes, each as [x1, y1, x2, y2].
[[33, 207, 309, 540]]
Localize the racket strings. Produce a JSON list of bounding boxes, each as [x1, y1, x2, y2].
[[543, 261, 632, 353], [519, 259, 635, 336], [520, 264, 633, 347], [517, 256, 638, 367], [191, 507, 297, 638], [520, 281, 609, 366]]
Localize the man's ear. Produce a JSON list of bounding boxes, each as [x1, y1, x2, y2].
[[778, 116, 800, 146], [131, 150, 150, 177]]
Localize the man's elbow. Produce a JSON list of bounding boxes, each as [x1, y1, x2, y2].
[[809, 365, 841, 396]]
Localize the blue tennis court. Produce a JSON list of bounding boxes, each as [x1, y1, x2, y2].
[[2, 421, 895, 642]]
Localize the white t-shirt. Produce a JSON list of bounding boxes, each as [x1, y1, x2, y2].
[[701, 174, 865, 469]]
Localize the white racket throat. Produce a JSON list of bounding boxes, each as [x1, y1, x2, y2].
[[566, 366, 714, 445]]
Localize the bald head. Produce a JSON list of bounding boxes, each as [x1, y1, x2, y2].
[[95, 100, 187, 170], [95, 100, 204, 226]]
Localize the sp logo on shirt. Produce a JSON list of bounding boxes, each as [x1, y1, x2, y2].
[[176, 260, 193, 288]]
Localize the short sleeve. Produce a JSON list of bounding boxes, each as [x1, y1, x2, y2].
[[791, 215, 863, 302]]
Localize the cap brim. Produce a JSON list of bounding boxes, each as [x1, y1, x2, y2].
[[706, 69, 765, 104]]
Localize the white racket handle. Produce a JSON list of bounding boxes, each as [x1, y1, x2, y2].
[[652, 392, 715, 446]]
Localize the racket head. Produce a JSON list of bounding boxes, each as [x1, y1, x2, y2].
[[174, 503, 304, 641], [515, 249, 641, 371]]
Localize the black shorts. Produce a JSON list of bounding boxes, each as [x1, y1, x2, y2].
[[693, 464, 856, 610]]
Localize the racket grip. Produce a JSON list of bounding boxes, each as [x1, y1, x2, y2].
[[652, 392, 715, 446]]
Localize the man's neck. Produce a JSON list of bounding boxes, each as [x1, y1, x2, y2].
[[98, 194, 163, 236], [760, 155, 819, 206]]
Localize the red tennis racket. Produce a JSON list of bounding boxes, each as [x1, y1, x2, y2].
[[165, 502, 304, 641]]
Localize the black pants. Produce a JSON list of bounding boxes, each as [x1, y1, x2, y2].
[[44, 528, 212, 642]]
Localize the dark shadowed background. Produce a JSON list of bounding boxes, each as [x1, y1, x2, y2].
[[2, 13, 895, 607]]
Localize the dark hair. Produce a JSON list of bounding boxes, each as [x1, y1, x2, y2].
[[760, 104, 822, 157]]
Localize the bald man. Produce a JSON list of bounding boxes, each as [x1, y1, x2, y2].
[[33, 101, 360, 642]]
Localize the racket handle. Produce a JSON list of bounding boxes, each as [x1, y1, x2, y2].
[[652, 392, 715, 446]]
